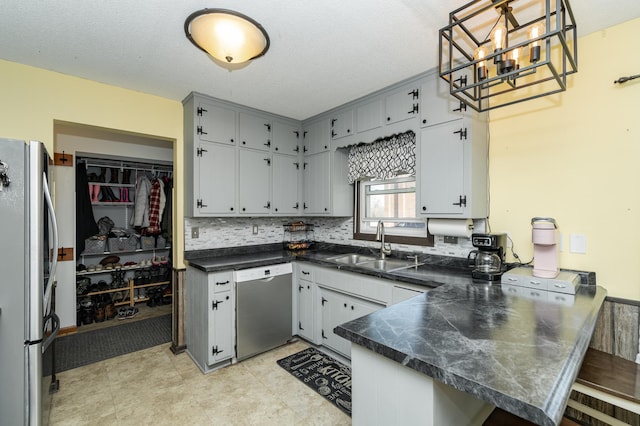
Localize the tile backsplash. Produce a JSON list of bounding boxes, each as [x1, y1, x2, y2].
[[184, 216, 479, 258]]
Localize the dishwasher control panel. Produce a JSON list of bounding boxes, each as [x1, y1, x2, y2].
[[234, 262, 293, 282]]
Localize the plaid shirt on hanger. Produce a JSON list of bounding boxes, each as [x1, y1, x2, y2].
[[146, 179, 162, 234]]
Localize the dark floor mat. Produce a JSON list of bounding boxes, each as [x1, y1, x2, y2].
[[277, 347, 352, 416], [45, 314, 171, 375]]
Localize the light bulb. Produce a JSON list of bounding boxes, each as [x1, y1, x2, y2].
[[529, 23, 543, 63], [474, 46, 488, 81], [491, 24, 507, 51]]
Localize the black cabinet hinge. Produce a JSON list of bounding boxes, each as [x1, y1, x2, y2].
[[299, 321, 304, 331], [197, 106, 207, 116], [408, 88, 419, 99], [197, 147, 208, 156], [212, 346, 223, 356], [453, 102, 467, 112], [452, 195, 467, 207], [197, 126, 207, 135], [196, 199, 207, 209], [453, 128, 468, 140], [322, 330, 327, 340], [321, 297, 328, 306]]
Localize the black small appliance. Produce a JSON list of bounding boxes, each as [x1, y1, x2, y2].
[[468, 233, 507, 281]]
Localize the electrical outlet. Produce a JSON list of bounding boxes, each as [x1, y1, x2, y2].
[[191, 227, 199, 239], [443, 236, 458, 244], [252, 225, 259, 235]]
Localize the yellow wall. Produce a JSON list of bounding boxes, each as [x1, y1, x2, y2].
[[489, 17, 640, 300], [2, 17, 638, 299], [0, 60, 185, 267]]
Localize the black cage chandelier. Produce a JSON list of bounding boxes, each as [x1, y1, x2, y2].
[[439, 0, 578, 112]]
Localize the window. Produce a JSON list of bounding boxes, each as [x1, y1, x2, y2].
[[354, 176, 433, 246]]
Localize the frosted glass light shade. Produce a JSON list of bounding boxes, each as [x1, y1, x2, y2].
[[185, 9, 269, 64]]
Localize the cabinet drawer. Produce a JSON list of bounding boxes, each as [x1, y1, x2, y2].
[[501, 273, 548, 291], [209, 271, 233, 293], [298, 266, 314, 282]]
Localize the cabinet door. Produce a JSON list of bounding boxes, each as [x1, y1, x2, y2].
[[419, 121, 465, 215], [303, 152, 330, 214], [319, 288, 350, 356], [303, 118, 331, 155], [272, 120, 301, 156], [238, 150, 271, 214], [209, 291, 232, 364], [356, 99, 383, 133], [331, 109, 354, 140], [197, 141, 236, 215], [198, 102, 236, 145], [385, 87, 419, 125], [239, 112, 271, 151], [420, 74, 465, 127], [297, 281, 314, 341], [272, 154, 300, 215]]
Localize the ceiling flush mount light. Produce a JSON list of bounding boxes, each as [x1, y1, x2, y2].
[[439, 0, 578, 112], [184, 8, 270, 64]]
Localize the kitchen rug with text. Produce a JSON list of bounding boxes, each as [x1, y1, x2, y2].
[[277, 347, 352, 416]]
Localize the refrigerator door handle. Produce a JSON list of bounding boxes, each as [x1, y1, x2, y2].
[[42, 173, 58, 314], [42, 312, 59, 353]]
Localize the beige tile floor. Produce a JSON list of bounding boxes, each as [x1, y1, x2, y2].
[[49, 340, 351, 425]]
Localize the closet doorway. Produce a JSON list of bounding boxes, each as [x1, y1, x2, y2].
[[54, 122, 175, 340]]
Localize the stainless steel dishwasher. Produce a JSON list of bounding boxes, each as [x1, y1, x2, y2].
[[234, 263, 293, 360]]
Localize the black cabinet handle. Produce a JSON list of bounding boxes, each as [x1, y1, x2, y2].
[[216, 280, 229, 286]]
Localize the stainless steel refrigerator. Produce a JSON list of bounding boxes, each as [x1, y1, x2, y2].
[[0, 139, 60, 425]]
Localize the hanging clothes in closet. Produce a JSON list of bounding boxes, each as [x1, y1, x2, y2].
[[146, 177, 165, 235], [130, 172, 152, 228]]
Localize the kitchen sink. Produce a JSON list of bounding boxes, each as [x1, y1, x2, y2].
[[358, 258, 421, 272], [326, 253, 422, 272], [326, 253, 377, 265]]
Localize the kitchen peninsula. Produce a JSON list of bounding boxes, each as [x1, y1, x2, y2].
[[335, 280, 607, 426]]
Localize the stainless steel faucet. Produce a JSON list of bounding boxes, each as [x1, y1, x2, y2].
[[375, 220, 392, 259]]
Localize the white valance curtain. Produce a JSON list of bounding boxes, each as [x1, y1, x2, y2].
[[346, 131, 416, 184]]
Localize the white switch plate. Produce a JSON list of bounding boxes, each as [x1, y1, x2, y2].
[[252, 225, 259, 235], [569, 234, 586, 254]]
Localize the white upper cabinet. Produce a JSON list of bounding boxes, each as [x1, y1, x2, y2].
[[197, 101, 236, 145], [303, 118, 331, 155], [356, 99, 383, 133], [331, 109, 354, 140], [385, 85, 420, 125], [272, 120, 301, 156], [238, 149, 272, 214], [239, 112, 271, 151], [420, 73, 467, 128], [418, 117, 488, 218], [196, 141, 237, 215], [272, 154, 301, 215]]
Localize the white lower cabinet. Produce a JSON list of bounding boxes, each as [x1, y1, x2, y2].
[[391, 284, 426, 305], [319, 287, 383, 358], [186, 268, 234, 373], [295, 264, 316, 342]]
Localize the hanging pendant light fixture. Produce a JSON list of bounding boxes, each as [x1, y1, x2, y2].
[[439, 0, 578, 112], [184, 8, 270, 65]]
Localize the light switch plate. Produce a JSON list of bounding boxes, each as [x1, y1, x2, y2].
[[569, 234, 586, 254], [191, 227, 199, 239]]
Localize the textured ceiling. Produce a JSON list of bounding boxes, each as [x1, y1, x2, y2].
[[2, 0, 639, 120]]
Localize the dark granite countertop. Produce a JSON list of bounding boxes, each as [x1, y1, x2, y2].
[[185, 243, 603, 424], [335, 280, 607, 426], [184, 243, 474, 289]]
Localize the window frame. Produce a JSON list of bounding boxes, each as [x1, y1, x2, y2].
[[353, 177, 434, 246]]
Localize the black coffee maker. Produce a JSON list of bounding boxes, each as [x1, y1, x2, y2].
[[468, 233, 507, 281]]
